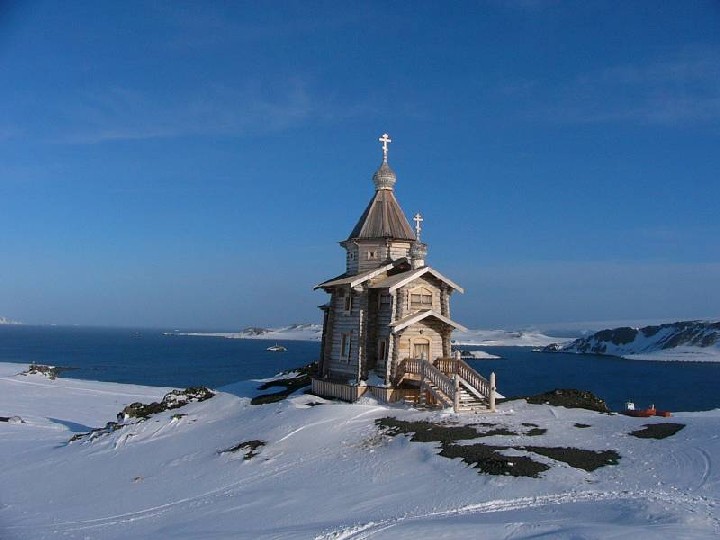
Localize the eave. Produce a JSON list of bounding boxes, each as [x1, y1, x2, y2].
[[390, 309, 468, 333], [370, 266, 464, 294]]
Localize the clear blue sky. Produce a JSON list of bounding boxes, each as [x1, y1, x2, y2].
[[1, 1, 719, 330]]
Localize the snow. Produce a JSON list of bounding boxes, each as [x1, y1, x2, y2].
[[173, 325, 565, 348], [172, 323, 323, 341], [624, 346, 720, 362], [465, 350, 502, 360], [172, 324, 568, 347], [0, 316, 21, 325], [1, 361, 719, 539], [453, 329, 565, 347], [558, 321, 720, 363]]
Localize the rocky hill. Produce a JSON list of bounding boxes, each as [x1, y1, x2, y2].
[[545, 320, 720, 362]]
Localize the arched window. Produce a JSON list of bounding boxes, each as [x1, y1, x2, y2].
[[410, 287, 433, 309]]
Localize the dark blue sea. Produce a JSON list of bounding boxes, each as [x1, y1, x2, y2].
[[1, 325, 718, 412]]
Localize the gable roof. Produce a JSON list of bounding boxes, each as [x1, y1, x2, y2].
[[370, 266, 464, 293], [347, 189, 416, 241], [314, 259, 410, 291], [390, 309, 468, 333]]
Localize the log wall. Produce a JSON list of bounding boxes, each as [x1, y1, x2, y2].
[[311, 379, 420, 404]]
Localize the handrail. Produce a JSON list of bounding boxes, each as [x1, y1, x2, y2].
[[397, 357, 493, 411], [456, 358, 491, 397], [420, 361, 455, 406], [433, 357, 491, 398], [397, 358, 455, 408]]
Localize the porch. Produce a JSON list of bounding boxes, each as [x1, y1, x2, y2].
[[312, 356, 496, 414]]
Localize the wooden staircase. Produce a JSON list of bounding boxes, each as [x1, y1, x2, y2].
[[394, 357, 496, 413]]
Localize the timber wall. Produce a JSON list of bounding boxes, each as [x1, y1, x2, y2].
[[311, 379, 420, 404]]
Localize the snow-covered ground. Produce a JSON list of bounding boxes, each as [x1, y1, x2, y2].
[[1, 361, 718, 539]]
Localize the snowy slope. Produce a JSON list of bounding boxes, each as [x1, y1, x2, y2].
[[1, 362, 719, 539], [0, 316, 21, 325], [550, 320, 720, 362]]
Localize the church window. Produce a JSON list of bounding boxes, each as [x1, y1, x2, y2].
[[348, 252, 355, 261], [378, 339, 387, 362], [366, 251, 377, 260], [344, 293, 352, 312], [410, 287, 433, 309], [413, 338, 430, 360], [341, 333, 351, 360]]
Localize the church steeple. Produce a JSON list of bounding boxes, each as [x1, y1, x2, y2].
[[346, 133, 415, 242]]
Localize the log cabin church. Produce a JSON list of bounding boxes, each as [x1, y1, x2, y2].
[[312, 134, 495, 413]]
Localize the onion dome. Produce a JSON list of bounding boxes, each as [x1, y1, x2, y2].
[[346, 133, 416, 241], [373, 161, 397, 191]]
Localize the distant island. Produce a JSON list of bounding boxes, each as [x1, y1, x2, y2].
[[0, 316, 21, 325], [544, 320, 720, 362], [172, 324, 564, 347], [168, 323, 324, 342]]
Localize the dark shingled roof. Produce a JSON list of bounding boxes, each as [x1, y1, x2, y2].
[[347, 189, 416, 241]]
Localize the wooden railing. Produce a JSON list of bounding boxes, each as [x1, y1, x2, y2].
[[312, 357, 494, 413], [397, 358, 455, 408], [312, 378, 428, 405], [433, 357, 491, 398], [311, 379, 367, 402]]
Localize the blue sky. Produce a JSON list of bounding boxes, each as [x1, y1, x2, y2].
[[1, 1, 719, 330]]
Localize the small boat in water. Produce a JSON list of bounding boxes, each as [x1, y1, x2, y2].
[[623, 401, 672, 418], [266, 344, 287, 352]]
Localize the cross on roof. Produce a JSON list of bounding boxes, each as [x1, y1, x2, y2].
[[378, 133, 392, 162], [413, 212, 423, 240]]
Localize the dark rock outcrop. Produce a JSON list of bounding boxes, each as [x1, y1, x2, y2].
[[119, 386, 215, 421], [525, 389, 611, 413]]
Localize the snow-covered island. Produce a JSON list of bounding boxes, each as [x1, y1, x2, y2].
[[0, 316, 21, 325], [545, 320, 720, 362], [453, 328, 564, 348], [170, 323, 323, 341], [2, 361, 718, 539], [172, 324, 564, 348]]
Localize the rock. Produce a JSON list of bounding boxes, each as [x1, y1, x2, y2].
[[119, 386, 215, 420], [21, 364, 61, 379], [525, 388, 611, 413]]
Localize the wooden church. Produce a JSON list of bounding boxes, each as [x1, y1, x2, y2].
[[312, 134, 495, 413]]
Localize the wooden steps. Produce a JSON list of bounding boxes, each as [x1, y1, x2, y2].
[[394, 357, 494, 414]]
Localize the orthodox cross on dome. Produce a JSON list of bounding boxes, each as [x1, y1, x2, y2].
[[379, 133, 392, 162], [413, 212, 424, 240]]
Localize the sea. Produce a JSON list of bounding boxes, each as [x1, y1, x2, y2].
[[1, 325, 719, 413]]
